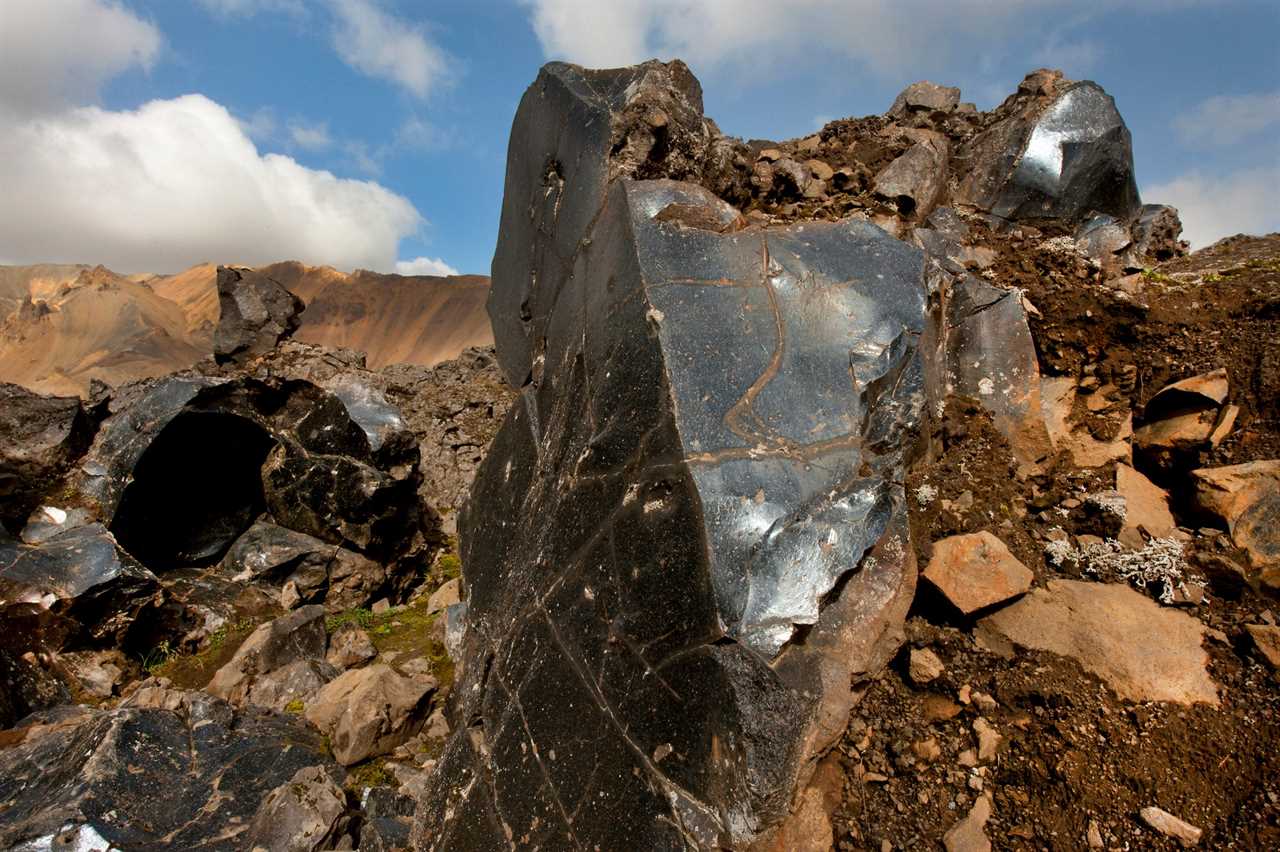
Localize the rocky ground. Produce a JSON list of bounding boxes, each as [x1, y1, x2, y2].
[[830, 234, 1280, 851], [1, 58, 1278, 852], [0, 266, 513, 849]]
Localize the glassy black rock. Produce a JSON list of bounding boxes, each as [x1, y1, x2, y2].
[[0, 523, 160, 649], [0, 697, 334, 849], [418, 62, 941, 850], [959, 80, 1141, 224], [0, 383, 95, 534], [75, 375, 421, 569], [213, 265, 305, 366]]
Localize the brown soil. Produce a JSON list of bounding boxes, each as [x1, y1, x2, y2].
[[833, 235, 1280, 849]]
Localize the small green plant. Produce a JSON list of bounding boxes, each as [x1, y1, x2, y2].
[[284, 699, 306, 715], [140, 640, 174, 674], [326, 607, 374, 633], [346, 759, 394, 790], [437, 553, 462, 580]]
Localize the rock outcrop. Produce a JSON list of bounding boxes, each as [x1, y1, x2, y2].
[[213, 265, 305, 365], [0, 383, 95, 533], [415, 56, 1185, 850], [0, 694, 339, 850]]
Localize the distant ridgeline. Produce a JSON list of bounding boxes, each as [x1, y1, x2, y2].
[[0, 261, 493, 397]]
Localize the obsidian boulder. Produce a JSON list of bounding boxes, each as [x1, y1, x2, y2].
[[0, 383, 95, 534], [0, 695, 335, 849], [958, 76, 1141, 224], [0, 523, 160, 650], [417, 62, 936, 850], [213, 265, 305, 365]]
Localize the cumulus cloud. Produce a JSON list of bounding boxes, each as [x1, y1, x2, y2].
[[0, 95, 423, 273], [1146, 165, 1280, 249], [519, 0, 1198, 76], [395, 256, 460, 276], [0, 0, 162, 115], [329, 0, 450, 98], [1173, 90, 1280, 147]]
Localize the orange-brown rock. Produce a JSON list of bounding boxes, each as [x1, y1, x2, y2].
[[923, 531, 1034, 615], [977, 580, 1218, 705]]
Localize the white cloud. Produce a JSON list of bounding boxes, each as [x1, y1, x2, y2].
[[1145, 165, 1280, 249], [0, 95, 423, 273], [395, 256, 459, 276], [519, 1, 1201, 77], [0, 0, 161, 115], [1173, 90, 1280, 147], [329, 0, 450, 98], [289, 119, 333, 150]]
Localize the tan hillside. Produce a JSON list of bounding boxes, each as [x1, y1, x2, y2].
[[0, 266, 205, 397]]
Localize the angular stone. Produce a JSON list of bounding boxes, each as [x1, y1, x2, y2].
[[425, 576, 460, 615], [244, 658, 338, 713], [0, 523, 160, 649], [977, 580, 1218, 705], [1129, 204, 1187, 265], [909, 647, 945, 684], [1245, 624, 1280, 669], [207, 605, 328, 705], [224, 519, 335, 582], [1191, 460, 1280, 568], [326, 623, 377, 669], [0, 694, 335, 850], [1140, 806, 1202, 847], [874, 137, 949, 219], [943, 793, 992, 852], [225, 519, 387, 612], [945, 276, 1053, 468], [60, 649, 130, 699], [417, 60, 947, 849], [304, 664, 434, 765], [1115, 463, 1177, 539], [262, 439, 421, 561], [923, 531, 1034, 616], [0, 383, 94, 533], [246, 765, 353, 852], [213, 265, 305, 365], [888, 81, 962, 117], [958, 78, 1141, 224], [1041, 376, 1132, 468], [1149, 368, 1230, 409]]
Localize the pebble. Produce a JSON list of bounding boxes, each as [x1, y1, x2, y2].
[[909, 647, 946, 684], [1140, 806, 1202, 847]]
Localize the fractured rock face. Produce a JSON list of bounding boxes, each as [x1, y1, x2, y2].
[[419, 60, 941, 850], [0, 695, 335, 850], [0, 383, 94, 533], [958, 75, 1141, 224], [213, 265, 305, 365], [75, 374, 425, 571], [0, 523, 160, 649]]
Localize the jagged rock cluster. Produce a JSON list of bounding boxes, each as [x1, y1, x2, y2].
[[0, 267, 513, 848], [412, 60, 1263, 852]]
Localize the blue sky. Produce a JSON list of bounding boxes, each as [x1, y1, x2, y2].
[[1, 0, 1277, 275]]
